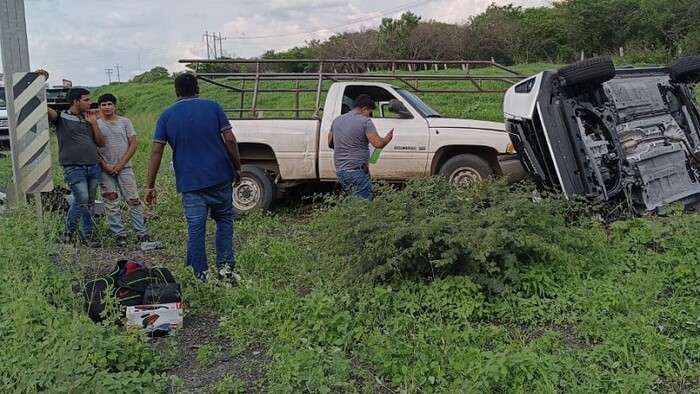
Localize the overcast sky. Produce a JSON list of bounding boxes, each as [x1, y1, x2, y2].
[[1, 0, 548, 87]]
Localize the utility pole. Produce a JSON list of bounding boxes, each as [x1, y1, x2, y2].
[[105, 68, 113, 84], [114, 63, 121, 83]]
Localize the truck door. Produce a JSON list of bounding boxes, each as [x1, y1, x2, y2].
[[370, 92, 430, 180], [321, 85, 430, 181]]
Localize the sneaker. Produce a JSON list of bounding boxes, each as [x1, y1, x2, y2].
[[218, 265, 241, 284], [138, 234, 152, 243], [195, 271, 208, 283], [115, 236, 127, 247], [218, 265, 231, 279]]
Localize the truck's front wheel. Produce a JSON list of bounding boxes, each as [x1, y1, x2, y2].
[[439, 154, 494, 187], [233, 165, 276, 215]]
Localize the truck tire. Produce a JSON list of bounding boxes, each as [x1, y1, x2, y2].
[[558, 57, 616, 87], [439, 154, 494, 187], [233, 164, 276, 215], [667, 56, 700, 83]]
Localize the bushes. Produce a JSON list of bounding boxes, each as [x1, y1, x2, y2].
[[312, 178, 605, 294]]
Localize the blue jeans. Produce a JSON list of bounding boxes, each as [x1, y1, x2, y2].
[[337, 169, 373, 200], [63, 164, 101, 237], [101, 167, 147, 238], [182, 182, 235, 276]]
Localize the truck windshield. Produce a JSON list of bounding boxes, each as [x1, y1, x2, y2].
[[0, 87, 6, 108], [395, 88, 441, 118]]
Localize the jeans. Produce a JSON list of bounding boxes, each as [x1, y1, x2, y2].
[[337, 169, 373, 200], [63, 164, 101, 237], [182, 181, 235, 276], [101, 167, 147, 238]]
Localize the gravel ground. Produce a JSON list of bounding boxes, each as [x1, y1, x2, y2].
[[54, 240, 270, 393]]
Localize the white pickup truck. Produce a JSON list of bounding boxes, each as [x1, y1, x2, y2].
[[186, 58, 527, 213], [228, 81, 523, 213]]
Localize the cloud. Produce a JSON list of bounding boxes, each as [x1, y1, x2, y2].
[[1, 0, 550, 86]]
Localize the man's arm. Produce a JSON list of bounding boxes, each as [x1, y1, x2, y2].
[[367, 128, 394, 149], [47, 107, 59, 123], [85, 112, 105, 147], [144, 142, 165, 207], [114, 135, 137, 174], [222, 128, 243, 186], [35, 69, 58, 123]]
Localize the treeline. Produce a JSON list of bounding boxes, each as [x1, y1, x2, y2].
[[188, 0, 699, 74]]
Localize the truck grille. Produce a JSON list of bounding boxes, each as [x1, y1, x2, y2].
[[0, 119, 8, 128]]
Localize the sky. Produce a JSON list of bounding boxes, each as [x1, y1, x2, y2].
[[1, 0, 549, 87]]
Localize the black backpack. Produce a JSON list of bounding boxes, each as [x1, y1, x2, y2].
[[84, 259, 181, 322]]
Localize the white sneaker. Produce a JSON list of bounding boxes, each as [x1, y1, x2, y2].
[[219, 265, 233, 279]]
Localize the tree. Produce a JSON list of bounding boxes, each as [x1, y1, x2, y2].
[[377, 11, 422, 59], [407, 22, 465, 61], [131, 66, 170, 83]]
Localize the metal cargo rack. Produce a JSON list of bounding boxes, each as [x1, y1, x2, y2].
[[178, 58, 528, 119]]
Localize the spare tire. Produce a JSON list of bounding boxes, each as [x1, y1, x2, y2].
[[558, 57, 616, 87], [667, 55, 700, 83]]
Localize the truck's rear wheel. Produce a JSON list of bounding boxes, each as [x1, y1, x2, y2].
[[233, 164, 276, 215], [667, 55, 700, 83], [439, 154, 494, 187], [558, 57, 616, 87]]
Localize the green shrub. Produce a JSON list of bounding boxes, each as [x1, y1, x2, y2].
[[312, 178, 603, 294]]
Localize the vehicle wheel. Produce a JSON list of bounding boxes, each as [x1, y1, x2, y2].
[[233, 164, 276, 215], [558, 57, 616, 87], [439, 154, 494, 187], [667, 55, 700, 83]]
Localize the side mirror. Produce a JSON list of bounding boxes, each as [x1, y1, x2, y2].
[[388, 99, 412, 119]]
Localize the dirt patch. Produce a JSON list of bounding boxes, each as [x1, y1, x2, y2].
[[162, 314, 270, 393], [508, 323, 598, 349], [57, 242, 271, 392]]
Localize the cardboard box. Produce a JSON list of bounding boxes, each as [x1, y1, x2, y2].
[[126, 302, 183, 336]]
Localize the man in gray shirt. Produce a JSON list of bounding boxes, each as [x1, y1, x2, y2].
[[328, 94, 393, 200], [97, 93, 151, 246], [39, 69, 105, 247]]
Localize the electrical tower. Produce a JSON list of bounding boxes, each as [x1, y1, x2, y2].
[[203, 31, 226, 59], [105, 68, 113, 84], [114, 63, 121, 83]]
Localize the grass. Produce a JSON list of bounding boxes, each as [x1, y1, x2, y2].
[[2, 63, 700, 392]]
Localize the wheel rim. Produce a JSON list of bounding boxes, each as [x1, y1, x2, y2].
[[448, 167, 482, 187], [233, 178, 261, 211]]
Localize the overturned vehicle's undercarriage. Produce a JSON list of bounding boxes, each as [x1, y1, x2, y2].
[[504, 55, 700, 213]]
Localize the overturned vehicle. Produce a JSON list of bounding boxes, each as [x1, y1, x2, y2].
[[504, 56, 700, 213]]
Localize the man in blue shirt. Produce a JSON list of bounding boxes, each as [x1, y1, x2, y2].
[[145, 73, 243, 283]]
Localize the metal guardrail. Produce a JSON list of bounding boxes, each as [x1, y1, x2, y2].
[[179, 58, 528, 118]]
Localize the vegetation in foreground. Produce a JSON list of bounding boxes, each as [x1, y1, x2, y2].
[[3, 176, 700, 392]]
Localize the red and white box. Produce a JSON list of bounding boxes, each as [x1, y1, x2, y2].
[[125, 302, 184, 335]]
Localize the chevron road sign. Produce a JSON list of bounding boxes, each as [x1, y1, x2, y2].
[[11, 72, 52, 194]]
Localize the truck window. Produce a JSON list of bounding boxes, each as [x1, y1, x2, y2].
[[342, 85, 405, 119]]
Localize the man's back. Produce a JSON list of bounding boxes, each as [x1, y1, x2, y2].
[[331, 111, 377, 172], [155, 97, 234, 192]]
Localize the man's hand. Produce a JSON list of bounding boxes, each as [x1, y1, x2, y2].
[[234, 170, 243, 186], [112, 163, 124, 175], [144, 188, 157, 208], [385, 128, 394, 143], [35, 69, 49, 81], [85, 111, 99, 125]]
